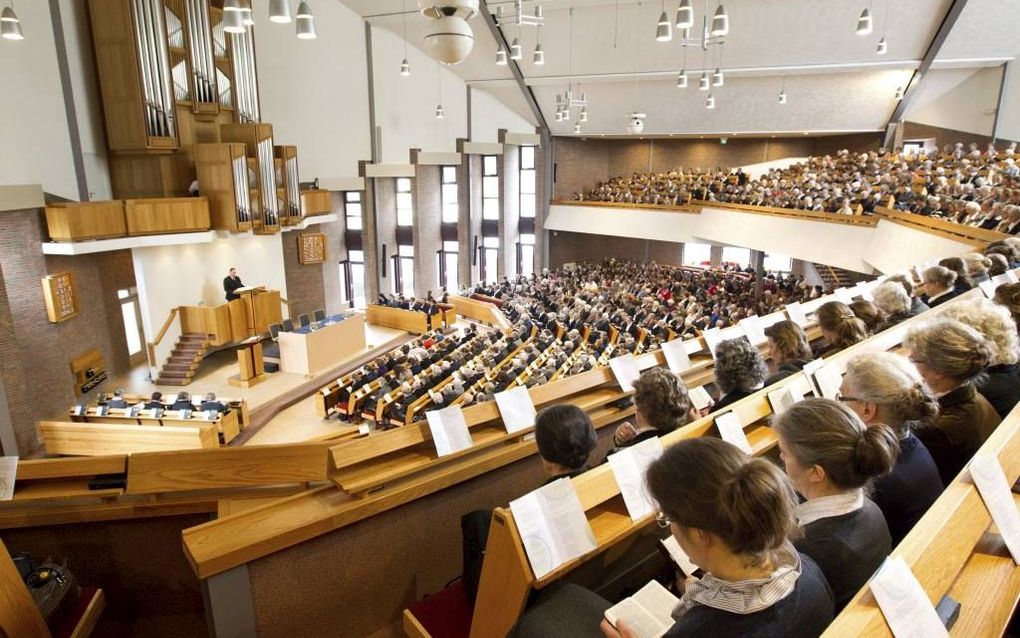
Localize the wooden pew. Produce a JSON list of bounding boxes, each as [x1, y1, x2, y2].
[[823, 403, 1020, 637], [37, 421, 219, 456], [365, 305, 431, 334], [68, 405, 241, 444], [448, 295, 512, 330]]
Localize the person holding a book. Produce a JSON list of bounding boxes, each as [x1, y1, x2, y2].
[[609, 368, 697, 452]]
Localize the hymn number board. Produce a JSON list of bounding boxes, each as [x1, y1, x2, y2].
[[298, 233, 327, 264], [42, 273, 78, 323]]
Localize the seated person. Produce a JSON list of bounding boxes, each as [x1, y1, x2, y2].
[[143, 391, 164, 410], [711, 338, 767, 411], [200, 392, 228, 414], [840, 352, 943, 543], [919, 265, 959, 308], [170, 392, 194, 412], [774, 398, 897, 610], [941, 298, 1020, 418], [905, 319, 1001, 484], [813, 301, 869, 358], [763, 320, 814, 386], [871, 282, 912, 331], [107, 389, 128, 409], [884, 273, 929, 317], [849, 299, 883, 334], [610, 368, 696, 451], [535, 404, 598, 483]]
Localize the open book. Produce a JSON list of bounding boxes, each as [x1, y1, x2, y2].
[[604, 580, 679, 638], [509, 478, 597, 579]]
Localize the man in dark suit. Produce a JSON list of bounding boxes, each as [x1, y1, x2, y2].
[[171, 392, 194, 412], [107, 389, 128, 409], [143, 391, 164, 410], [200, 392, 227, 414], [223, 268, 244, 301]]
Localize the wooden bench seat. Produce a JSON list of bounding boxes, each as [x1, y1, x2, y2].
[[37, 421, 219, 456]]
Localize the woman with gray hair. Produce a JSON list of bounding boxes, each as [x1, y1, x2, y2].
[[962, 253, 992, 284], [871, 281, 912, 331], [839, 352, 943, 543], [903, 319, 1001, 484], [919, 265, 959, 308], [940, 298, 1020, 417], [712, 337, 768, 410]]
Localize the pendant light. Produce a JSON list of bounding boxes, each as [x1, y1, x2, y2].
[[510, 36, 522, 60], [533, 26, 545, 64], [778, 77, 788, 105], [223, 7, 245, 34], [875, 0, 889, 53], [574, 122, 582, 134], [435, 69, 444, 119], [675, 0, 693, 30], [435, 105, 445, 119], [712, 68, 724, 87], [894, 86, 904, 100], [676, 72, 688, 88], [269, 0, 291, 24], [400, 59, 411, 76], [710, 4, 728, 37], [856, 6, 872, 35], [698, 72, 709, 91], [240, 0, 254, 26], [496, 47, 507, 65], [296, 0, 316, 39], [579, 107, 588, 122], [656, 1, 672, 42], [876, 37, 887, 55], [399, 0, 411, 76], [1, 4, 23, 41], [706, 93, 715, 109]]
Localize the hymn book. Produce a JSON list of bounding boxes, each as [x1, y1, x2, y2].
[[688, 386, 713, 412], [767, 385, 803, 415], [609, 354, 642, 392], [604, 580, 679, 638], [509, 478, 598, 579], [607, 438, 664, 521], [494, 385, 538, 434], [660, 535, 699, 577], [969, 455, 1020, 565], [661, 339, 691, 374], [425, 406, 474, 457], [0, 456, 17, 501], [812, 363, 843, 400], [870, 556, 949, 638], [715, 412, 752, 454], [739, 316, 767, 346]]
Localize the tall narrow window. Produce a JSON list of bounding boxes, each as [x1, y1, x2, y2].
[[482, 155, 499, 221], [394, 245, 415, 296], [340, 250, 366, 308], [482, 237, 499, 284], [722, 246, 751, 269], [396, 177, 413, 227], [519, 146, 536, 219], [441, 166, 459, 223], [683, 242, 711, 267], [117, 287, 143, 358], [438, 240, 459, 291], [518, 234, 535, 278], [344, 191, 363, 230]]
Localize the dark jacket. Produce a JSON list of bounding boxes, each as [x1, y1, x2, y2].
[[795, 497, 891, 611], [907, 296, 930, 317], [871, 433, 944, 544], [915, 384, 1001, 485], [764, 359, 812, 387], [976, 363, 1020, 418], [924, 289, 959, 308], [713, 387, 754, 411], [223, 275, 244, 301]]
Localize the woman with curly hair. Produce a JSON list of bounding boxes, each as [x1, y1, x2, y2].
[[712, 338, 768, 411], [611, 367, 697, 449]]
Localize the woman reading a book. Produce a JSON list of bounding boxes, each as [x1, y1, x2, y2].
[[601, 437, 834, 638]]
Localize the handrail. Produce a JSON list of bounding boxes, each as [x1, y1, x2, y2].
[[871, 206, 1006, 246], [145, 307, 180, 370]]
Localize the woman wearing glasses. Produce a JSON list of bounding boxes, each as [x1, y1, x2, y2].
[[838, 352, 944, 544], [600, 438, 834, 638], [773, 399, 898, 611]]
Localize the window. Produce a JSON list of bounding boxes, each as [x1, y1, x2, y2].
[[482, 155, 499, 221], [344, 191, 362, 230], [340, 250, 366, 308], [441, 166, 459, 224], [763, 252, 792, 273], [394, 244, 415, 296], [117, 287, 143, 358], [396, 177, 413, 227], [518, 233, 535, 278], [682, 242, 711, 267], [519, 146, 536, 219], [722, 246, 751, 269], [438, 240, 459, 291], [481, 236, 499, 284]]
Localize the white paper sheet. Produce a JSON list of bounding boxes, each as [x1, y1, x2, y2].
[[610, 354, 642, 392], [660, 535, 699, 576], [834, 287, 855, 303], [0, 456, 17, 501], [767, 387, 797, 415], [165, 394, 178, 404], [870, 556, 949, 638], [604, 580, 679, 638], [425, 405, 474, 457], [1008, 270, 1019, 284], [979, 280, 998, 299], [813, 363, 843, 400], [661, 339, 691, 374], [701, 327, 723, 358], [969, 455, 1020, 565], [608, 438, 664, 521], [494, 385, 538, 434], [509, 478, 598, 579], [801, 359, 826, 396], [688, 385, 714, 411], [785, 301, 808, 327], [715, 412, 752, 454], [739, 316, 767, 346]]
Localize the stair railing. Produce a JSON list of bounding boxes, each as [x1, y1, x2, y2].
[[146, 307, 182, 380]]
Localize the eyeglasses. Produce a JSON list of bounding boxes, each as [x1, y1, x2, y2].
[[835, 393, 864, 403], [656, 513, 674, 528]]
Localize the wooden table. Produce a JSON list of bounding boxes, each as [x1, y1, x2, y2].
[[277, 313, 366, 375]]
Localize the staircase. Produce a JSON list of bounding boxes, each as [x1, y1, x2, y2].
[[156, 333, 210, 386], [813, 263, 866, 291]]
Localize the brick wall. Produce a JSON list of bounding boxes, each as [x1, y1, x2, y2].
[[282, 225, 328, 320], [320, 195, 346, 314], [548, 230, 685, 269], [0, 209, 135, 454], [900, 121, 1016, 151], [413, 164, 442, 297]]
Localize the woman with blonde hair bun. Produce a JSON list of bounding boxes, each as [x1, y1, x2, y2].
[[840, 352, 943, 543], [813, 301, 869, 358]]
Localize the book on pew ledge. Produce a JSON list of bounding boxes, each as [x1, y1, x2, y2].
[[604, 580, 679, 638], [509, 478, 597, 579], [660, 339, 690, 374], [688, 386, 713, 412], [608, 438, 664, 521], [869, 556, 948, 638]]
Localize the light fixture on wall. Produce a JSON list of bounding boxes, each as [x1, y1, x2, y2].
[[705, 93, 715, 109], [655, 0, 672, 42], [223, 5, 246, 34], [296, 0, 317, 39], [496, 46, 508, 65], [856, 5, 872, 35], [400, 0, 411, 76], [894, 85, 904, 100], [1, 3, 23, 41], [675, 0, 693, 29], [269, 0, 292, 23]]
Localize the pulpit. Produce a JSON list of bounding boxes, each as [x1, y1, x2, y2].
[[228, 286, 283, 340]]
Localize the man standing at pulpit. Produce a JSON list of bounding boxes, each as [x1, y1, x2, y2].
[[224, 267, 244, 301]]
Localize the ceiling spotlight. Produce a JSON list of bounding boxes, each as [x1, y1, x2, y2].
[[778, 90, 787, 105], [579, 107, 588, 122], [712, 68, 724, 87], [269, 0, 292, 23], [223, 8, 246, 33], [400, 58, 411, 76], [710, 4, 729, 37], [706, 93, 715, 109], [435, 104, 445, 119], [698, 72, 710, 91], [856, 7, 872, 35], [675, 0, 694, 29], [296, 1, 316, 39], [894, 86, 904, 100], [876, 37, 887, 55], [656, 10, 672, 42], [676, 71, 688, 88], [533, 43, 545, 65], [574, 123, 582, 134], [1, 6, 23, 41], [496, 47, 507, 65], [510, 37, 522, 60]]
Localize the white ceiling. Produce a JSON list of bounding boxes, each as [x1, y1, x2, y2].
[[337, 0, 1020, 136]]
